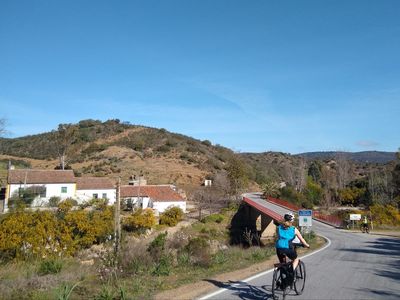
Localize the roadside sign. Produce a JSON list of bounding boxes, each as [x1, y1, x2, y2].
[[298, 210, 312, 227], [349, 214, 361, 221]]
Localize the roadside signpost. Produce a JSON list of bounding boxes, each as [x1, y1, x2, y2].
[[349, 214, 361, 229], [298, 209, 312, 235]]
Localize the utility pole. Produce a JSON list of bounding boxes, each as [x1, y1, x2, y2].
[[114, 177, 121, 255]]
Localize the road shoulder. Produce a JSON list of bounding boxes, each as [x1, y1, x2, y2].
[[154, 236, 326, 300]]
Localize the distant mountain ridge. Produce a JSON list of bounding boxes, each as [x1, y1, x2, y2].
[[295, 151, 396, 164]]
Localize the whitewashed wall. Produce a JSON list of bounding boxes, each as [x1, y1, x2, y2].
[[7, 183, 76, 207], [153, 201, 186, 213], [76, 189, 116, 204], [124, 196, 151, 209]]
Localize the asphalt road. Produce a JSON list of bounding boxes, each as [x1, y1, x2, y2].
[[200, 193, 400, 300]]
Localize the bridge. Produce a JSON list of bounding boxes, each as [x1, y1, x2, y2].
[[229, 193, 283, 245], [231, 193, 342, 245]]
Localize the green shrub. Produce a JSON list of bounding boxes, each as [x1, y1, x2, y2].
[[148, 232, 167, 260], [184, 237, 211, 267], [38, 258, 63, 275], [201, 214, 224, 224], [151, 255, 172, 276], [159, 206, 184, 227], [48, 196, 61, 207], [212, 251, 228, 265]]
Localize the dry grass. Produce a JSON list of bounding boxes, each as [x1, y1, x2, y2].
[[0, 258, 93, 299]]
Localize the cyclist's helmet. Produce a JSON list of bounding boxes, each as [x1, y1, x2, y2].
[[284, 212, 295, 222]]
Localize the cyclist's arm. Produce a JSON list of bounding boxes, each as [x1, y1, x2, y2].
[[294, 228, 310, 248]]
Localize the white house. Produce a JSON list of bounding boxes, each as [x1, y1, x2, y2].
[[120, 185, 186, 213], [5, 169, 76, 210], [75, 176, 116, 204]]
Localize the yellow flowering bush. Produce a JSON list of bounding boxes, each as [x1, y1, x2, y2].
[[122, 208, 156, 233], [0, 206, 114, 261], [370, 204, 400, 226]]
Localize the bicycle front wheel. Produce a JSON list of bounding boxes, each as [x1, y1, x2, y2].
[[294, 261, 306, 295], [272, 268, 287, 300]]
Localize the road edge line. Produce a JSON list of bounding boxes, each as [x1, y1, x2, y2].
[[198, 234, 332, 300]]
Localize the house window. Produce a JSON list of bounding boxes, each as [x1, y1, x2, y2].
[[102, 193, 107, 199], [93, 193, 98, 199], [61, 187, 67, 193], [39, 187, 46, 198]]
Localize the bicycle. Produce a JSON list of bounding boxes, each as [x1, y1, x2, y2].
[[271, 244, 307, 300], [360, 224, 370, 234]]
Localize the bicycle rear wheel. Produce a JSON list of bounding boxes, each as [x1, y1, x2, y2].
[[272, 268, 287, 300], [294, 261, 306, 295]]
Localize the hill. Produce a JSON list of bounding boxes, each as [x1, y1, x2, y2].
[[0, 119, 239, 190], [296, 151, 396, 164], [0, 119, 397, 197]]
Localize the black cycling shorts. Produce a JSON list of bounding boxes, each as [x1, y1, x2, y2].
[[276, 248, 297, 263]]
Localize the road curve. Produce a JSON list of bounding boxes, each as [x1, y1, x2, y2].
[[200, 193, 400, 300]]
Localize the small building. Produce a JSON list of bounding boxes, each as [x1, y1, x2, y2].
[[204, 179, 212, 187], [120, 185, 186, 213], [75, 177, 116, 204], [128, 175, 147, 186], [5, 169, 76, 210]]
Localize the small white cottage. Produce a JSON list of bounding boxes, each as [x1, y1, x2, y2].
[[120, 185, 186, 213], [5, 169, 76, 209], [75, 177, 116, 204]]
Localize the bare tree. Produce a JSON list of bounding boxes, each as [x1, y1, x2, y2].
[[0, 118, 7, 137], [296, 158, 307, 192], [284, 158, 307, 192], [54, 124, 77, 170], [189, 172, 232, 220], [335, 152, 351, 190], [368, 169, 389, 204], [190, 187, 214, 220]]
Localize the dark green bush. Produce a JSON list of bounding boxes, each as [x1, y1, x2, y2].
[[38, 259, 63, 275], [201, 214, 224, 224], [184, 237, 211, 267], [148, 232, 168, 261], [151, 255, 172, 276], [48, 196, 61, 207]]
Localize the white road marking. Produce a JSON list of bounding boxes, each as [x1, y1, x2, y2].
[[199, 235, 332, 300]]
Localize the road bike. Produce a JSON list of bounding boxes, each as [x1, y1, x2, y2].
[[360, 224, 370, 233], [271, 245, 306, 300]]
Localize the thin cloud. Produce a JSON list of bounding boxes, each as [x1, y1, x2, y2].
[[356, 140, 380, 148]]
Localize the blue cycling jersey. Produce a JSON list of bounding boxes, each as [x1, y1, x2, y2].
[[276, 225, 295, 249]]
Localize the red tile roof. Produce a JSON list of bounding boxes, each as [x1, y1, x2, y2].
[[8, 169, 75, 184], [76, 177, 116, 190], [120, 185, 185, 202]]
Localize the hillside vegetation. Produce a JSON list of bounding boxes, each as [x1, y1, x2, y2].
[[0, 119, 399, 212], [0, 119, 239, 190]]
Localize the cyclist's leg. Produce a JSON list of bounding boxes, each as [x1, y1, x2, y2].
[[286, 248, 298, 270], [276, 248, 287, 263]]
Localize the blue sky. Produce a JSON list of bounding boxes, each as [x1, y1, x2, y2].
[[1, 0, 399, 154]]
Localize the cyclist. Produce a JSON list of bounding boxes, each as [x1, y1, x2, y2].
[[275, 212, 310, 279], [361, 215, 369, 232]]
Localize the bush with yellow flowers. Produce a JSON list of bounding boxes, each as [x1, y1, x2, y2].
[[0, 202, 114, 262], [122, 208, 156, 233], [159, 206, 184, 226], [370, 204, 400, 226]]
